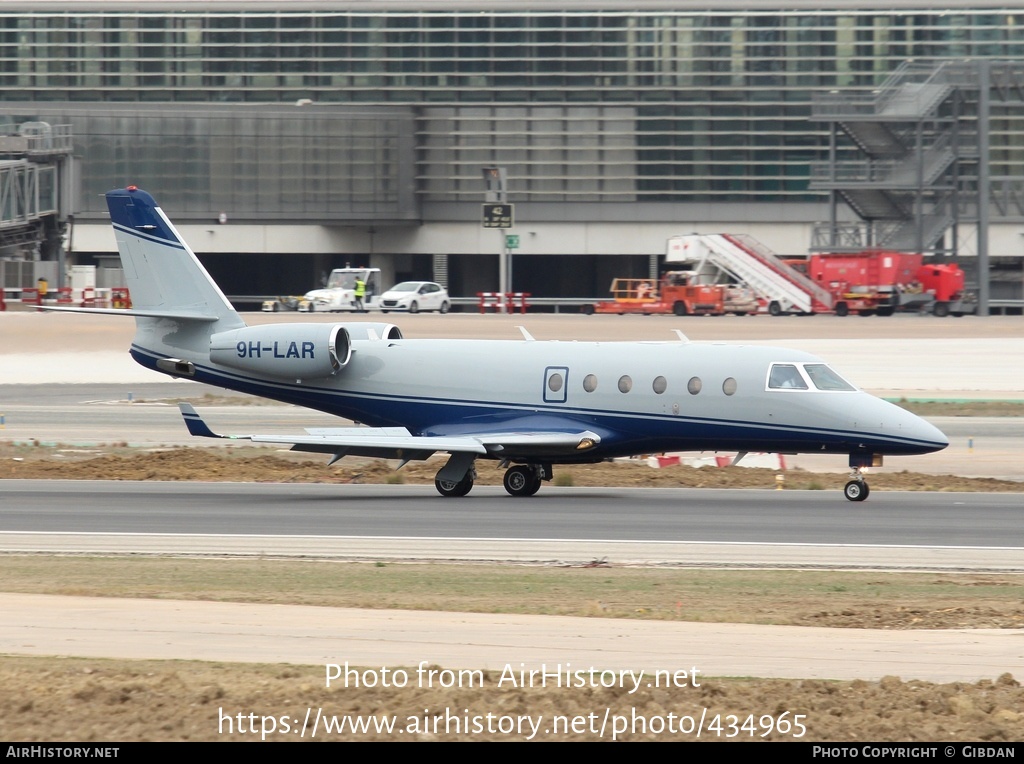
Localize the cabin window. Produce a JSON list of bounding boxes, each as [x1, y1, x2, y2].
[[804, 364, 856, 392], [723, 377, 737, 396], [768, 363, 808, 390], [618, 375, 632, 393], [547, 373, 564, 393], [687, 376, 702, 395], [652, 375, 667, 394], [583, 374, 598, 392]]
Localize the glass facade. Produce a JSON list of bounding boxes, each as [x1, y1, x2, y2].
[[1, 3, 1022, 209], [5, 104, 417, 221]]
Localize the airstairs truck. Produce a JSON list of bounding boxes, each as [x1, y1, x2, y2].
[[666, 234, 974, 316]]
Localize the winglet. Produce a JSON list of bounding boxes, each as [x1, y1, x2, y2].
[[178, 403, 224, 439]]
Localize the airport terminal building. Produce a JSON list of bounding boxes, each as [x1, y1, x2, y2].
[[1, 1, 1022, 303]]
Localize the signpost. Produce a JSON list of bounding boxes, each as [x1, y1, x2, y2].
[[482, 167, 514, 309], [482, 203, 514, 229]]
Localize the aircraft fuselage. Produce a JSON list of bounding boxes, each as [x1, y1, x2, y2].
[[129, 332, 946, 463]]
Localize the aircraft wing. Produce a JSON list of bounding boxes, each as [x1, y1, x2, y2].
[[178, 404, 600, 462]]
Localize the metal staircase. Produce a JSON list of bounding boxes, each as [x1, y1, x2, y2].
[[811, 62, 963, 254]]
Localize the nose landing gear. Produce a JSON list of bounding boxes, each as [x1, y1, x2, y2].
[[843, 477, 870, 502], [844, 454, 879, 501]]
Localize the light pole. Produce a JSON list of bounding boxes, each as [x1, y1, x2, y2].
[[482, 167, 513, 309]]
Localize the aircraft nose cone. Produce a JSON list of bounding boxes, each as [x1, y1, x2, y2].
[[886, 400, 948, 453], [914, 416, 949, 453]]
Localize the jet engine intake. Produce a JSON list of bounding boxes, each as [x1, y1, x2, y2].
[[342, 323, 404, 340]]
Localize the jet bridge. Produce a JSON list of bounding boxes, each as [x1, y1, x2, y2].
[[0, 121, 75, 300], [665, 233, 833, 315]]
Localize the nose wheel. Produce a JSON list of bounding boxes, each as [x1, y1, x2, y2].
[[845, 457, 877, 502], [844, 478, 870, 502]]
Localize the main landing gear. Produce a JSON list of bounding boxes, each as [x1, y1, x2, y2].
[[502, 464, 547, 497], [433, 460, 553, 498], [434, 454, 477, 497], [434, 472, 474, 497]]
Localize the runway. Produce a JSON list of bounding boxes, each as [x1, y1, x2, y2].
[[2, 480, 1023, 546], [2, 481, 1023, 572]]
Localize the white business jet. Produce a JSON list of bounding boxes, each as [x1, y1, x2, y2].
[[51, 187, 948, 501]]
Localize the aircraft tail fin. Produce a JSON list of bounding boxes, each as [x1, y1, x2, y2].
[[105, 187, 243, 328]]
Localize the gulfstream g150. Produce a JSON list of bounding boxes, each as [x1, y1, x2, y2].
[[51, 187, 948, 501]]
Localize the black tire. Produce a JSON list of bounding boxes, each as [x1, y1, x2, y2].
[[933, 301, 950, 318], [408, 301, 419, 314], [435, 474, 473, 497], [381, 309, 389, 314], [858, 309, 875, 317], [503, 465, 540, 497], [843, 480, 870, 502], [439, 301, 450, 314], [876, 306, 894, 317], [834, 302, 849, 317], [672, 301, 688, 317], [768, 301, 782, 317], [581, 304, 595, 316]]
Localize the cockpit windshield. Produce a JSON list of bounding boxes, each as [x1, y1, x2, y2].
[[768, 364, 808, 389], [767, 362, 857, 392], [803, 364, 856, 391]]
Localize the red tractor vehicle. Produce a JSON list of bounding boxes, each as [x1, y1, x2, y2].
[[582, 272, 758, 316]]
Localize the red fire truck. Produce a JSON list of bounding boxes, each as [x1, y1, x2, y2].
[[798, 251, 976, 317]]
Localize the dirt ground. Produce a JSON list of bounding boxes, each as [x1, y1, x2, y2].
[[1, 656, 1021, 742], [3, 441, 1023, 494], [3, 445, 1023, 742]]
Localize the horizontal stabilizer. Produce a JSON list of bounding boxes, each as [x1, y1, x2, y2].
[[41, 306, 220, 322]]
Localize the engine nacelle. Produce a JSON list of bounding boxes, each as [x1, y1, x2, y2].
[[210, 323, 352, 379], [342, 323, 404, 341]]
